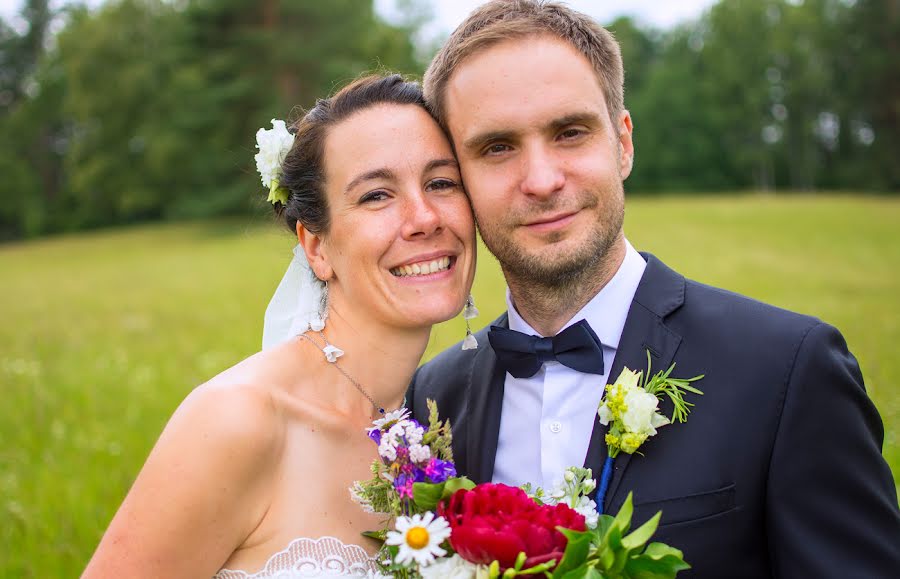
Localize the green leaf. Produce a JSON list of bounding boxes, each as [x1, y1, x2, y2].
[[559, 566, 607, 579], [623, 544, 690, 579], [595, 514, 615, 539], [643, 543, 688, 562], [621, 512, 661, 551], [412, 476, 474, 511], [552, 528, 594, 578], [360, 529, 386, 543], [609, 493, 635, 537], [411, 481, 445, 511], [441, 476, 476, 499]]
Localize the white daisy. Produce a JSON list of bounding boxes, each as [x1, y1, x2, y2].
[[385, 512, 451, 566], [370, 408, 410, 431]]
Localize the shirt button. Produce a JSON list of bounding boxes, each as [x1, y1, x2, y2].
[[549, 421, 562, 433]]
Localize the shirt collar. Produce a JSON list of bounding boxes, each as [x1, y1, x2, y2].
[[506, 238, 646, 349]]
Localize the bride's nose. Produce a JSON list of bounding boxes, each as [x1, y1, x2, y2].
[[401, 191, 442, 239]]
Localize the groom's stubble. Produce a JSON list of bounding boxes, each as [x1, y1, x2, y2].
[[474, 171, 626, 315]]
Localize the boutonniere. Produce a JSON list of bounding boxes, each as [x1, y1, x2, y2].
[[595, 353, 704, 509]]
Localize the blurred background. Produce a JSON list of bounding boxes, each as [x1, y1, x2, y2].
[[1, 0, 897, 576]]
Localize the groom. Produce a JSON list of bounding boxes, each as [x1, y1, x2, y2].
[[407, 1, 900, 577]]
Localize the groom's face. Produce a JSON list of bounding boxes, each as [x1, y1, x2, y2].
[[443, 35, 634, 286]]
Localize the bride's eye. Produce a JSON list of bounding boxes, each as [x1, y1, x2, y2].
[[425, 178, 459, 192], [360, 190, 390, 203]]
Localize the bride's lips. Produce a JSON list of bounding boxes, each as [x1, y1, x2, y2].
[[522, 210, 579, 233]]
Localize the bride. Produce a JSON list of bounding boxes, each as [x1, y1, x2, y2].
[[83, 74, 476, 578]]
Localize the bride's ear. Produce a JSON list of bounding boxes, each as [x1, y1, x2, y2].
[[296, 222, 333, 282]]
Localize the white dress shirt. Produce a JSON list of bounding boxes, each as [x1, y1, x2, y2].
[[492, 240, 647, 490]]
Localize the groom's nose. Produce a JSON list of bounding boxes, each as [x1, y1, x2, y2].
[[519, 144, 565, 199]]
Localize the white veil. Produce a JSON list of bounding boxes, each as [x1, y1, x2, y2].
[[262, 244, 327, 350]]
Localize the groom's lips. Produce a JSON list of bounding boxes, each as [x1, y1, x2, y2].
[[522, 210, 578, 233]]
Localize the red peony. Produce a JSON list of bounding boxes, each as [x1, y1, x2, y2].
[[437, 483, 586, 570]]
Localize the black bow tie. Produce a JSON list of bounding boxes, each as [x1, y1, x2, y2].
[[487, 319, 605, 379]]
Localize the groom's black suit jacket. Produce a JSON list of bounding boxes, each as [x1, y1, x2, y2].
[[408, 253, 900, 578]]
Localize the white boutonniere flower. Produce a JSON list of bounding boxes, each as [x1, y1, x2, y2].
[[598, 355, 704, 457]]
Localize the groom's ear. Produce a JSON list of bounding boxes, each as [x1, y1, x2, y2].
[[617, 110, 635, 180], [296, 222, 333, 282]]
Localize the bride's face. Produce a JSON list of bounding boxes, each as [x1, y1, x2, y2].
[[315, 103, 475, 330]]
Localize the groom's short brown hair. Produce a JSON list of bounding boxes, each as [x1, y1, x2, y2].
[[424, 0, 625, 131]]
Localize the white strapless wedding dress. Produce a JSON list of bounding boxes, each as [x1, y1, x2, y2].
[[213, 536, 385, 578]]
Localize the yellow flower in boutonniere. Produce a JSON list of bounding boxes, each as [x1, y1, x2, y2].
[[598, 353, 704, 458]]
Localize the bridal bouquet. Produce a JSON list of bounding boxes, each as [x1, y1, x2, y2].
[[351, 400, 691, 578]]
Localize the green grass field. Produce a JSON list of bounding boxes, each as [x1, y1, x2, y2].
[[2, 194, 898, 576]]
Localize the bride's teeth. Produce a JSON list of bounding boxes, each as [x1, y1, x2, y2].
[[393, 256, 452, 277]]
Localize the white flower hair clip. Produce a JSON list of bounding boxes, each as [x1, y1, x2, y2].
[[254, 119, 294, 205]]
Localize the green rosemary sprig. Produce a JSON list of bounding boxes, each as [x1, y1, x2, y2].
[[640, 351, 704, 423]]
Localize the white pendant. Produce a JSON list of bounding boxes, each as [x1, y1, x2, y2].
[[323, 344, 344, 362]]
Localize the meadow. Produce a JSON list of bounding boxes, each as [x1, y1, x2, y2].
[[1, 194, 898, 576]]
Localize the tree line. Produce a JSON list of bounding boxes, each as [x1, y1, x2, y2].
[[1, 0, 896, 241]]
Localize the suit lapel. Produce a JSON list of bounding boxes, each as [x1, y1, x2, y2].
[[584, 254, 685, 511], [465, 313, 508, 484]]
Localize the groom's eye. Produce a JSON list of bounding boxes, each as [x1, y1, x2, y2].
[[484, 143, 511, 156], [558, 127, 586, 141]]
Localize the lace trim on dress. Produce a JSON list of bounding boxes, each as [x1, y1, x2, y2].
[[214, 536, 381, 578]]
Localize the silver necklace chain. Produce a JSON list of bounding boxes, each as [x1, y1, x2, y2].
[[298, 331, 386, 415]]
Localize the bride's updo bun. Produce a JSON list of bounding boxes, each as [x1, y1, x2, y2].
[[276, 74, 427, 235]]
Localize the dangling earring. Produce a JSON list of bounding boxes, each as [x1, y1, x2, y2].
[[462, 294, 479, 350], [310, 279, 328, 332], [309, 279, 342, 361]]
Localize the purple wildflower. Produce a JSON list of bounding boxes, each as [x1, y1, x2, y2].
[[424, 458, 457, 483], [394, 474, 415, 499]]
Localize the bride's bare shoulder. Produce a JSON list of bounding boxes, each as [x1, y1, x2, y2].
[[166, 382, 284, 472]]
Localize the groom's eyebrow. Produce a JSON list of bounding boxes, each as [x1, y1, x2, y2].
[[549, 112, 603, 132], [462, 130, 515, 154], [345, 168, 394, 193]]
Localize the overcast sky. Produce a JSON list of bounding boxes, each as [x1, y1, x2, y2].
[[2, 0, 718, 34]]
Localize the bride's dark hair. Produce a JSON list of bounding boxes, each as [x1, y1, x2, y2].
[[276, 74, 427, 235]]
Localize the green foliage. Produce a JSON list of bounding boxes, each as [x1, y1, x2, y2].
[[619, 0, 898, 193], [423, 397, 455, 462], [543, 494, 690, 579]]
